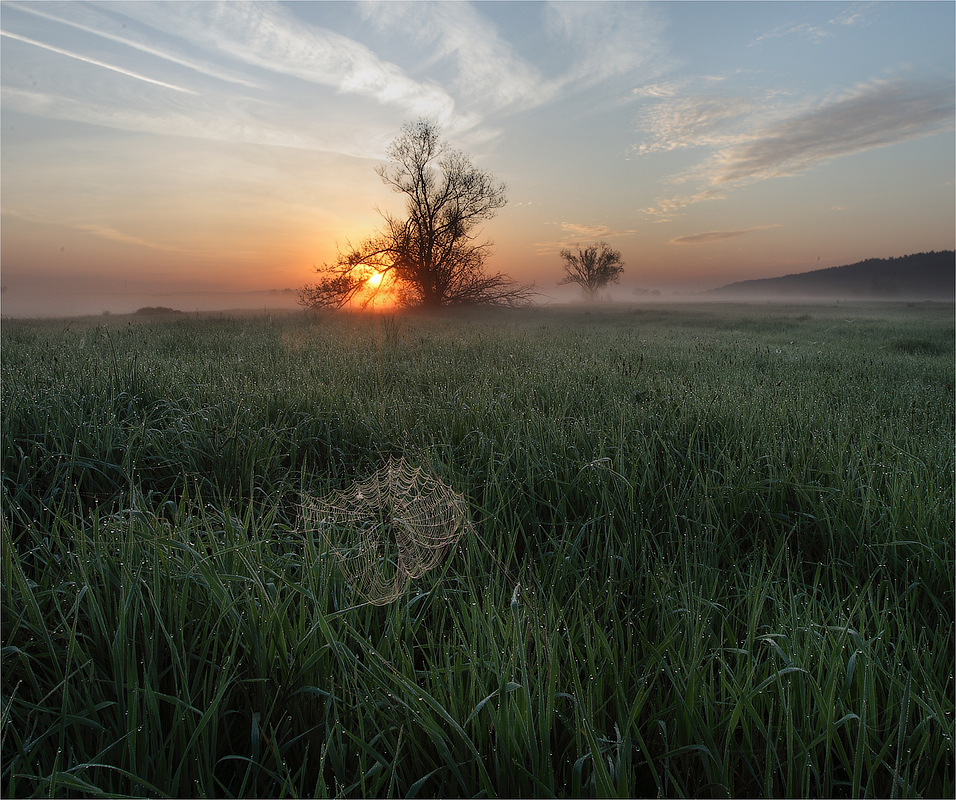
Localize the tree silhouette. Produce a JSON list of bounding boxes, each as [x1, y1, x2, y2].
[[300, 120, 533, 309], [557, 242, 625, 301]]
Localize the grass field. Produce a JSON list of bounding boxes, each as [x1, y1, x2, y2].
[[2, 302, 953, 798]]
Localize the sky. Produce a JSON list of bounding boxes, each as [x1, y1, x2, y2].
[[1, 0, 954, 315]]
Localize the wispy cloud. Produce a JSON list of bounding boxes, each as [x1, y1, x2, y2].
[[0, 1, 460, 158], [118, 2, 456, 123], [1, 0, 670, 159], [669, 225, 781, 245], [632, 82, 679, 99], [359, 1, 543, 116], [750, 22, 831, 46], [750, 4, 876, 46], [73, 223, 185, 252], [634, 94, 755, 154], [354, 0, 668, 124], [559, 222, 634, 239], [640, 190, 725, 222], [1, 207, 186, 252], [544, 1, 668, 88], [5, 2, 262, 89], [0, 85, 370, 155], [0, 29, 198, 94], [707, 77, 955, 185], [829, 3, 877, 27], [535, 222, 635, 254], [633, 74, 954, 219]]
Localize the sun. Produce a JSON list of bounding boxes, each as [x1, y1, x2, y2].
[[359, 268, 397, 308]]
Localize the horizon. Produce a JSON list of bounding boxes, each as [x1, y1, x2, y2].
[[2, 1, 954, 317], [5, 255, 953, 319]]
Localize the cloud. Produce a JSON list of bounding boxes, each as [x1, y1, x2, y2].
[[1, 0, 671, 160], [708, 77, 955, 185], [110, 2, 457, 122], [829, 3, 877, 27], [561, 223, 602, 238], [534, 221, 635, 254], [0, 85, 382, 156], [560, 222, 634, 239], [634, 95, 755, 154], [356, 0, 668, 120], [544, 1, 669, 88], [1, 207, 186, 252], [73, 223, 186, 252], [750, 23, 831, 46], [750, 4, 878, 46], [359, 1, 543, 115], [0, 30, 197, 94], [632, 73, 954, 220], [5, 1, 263, 89], [669, 225, 781, 245], [632, 82, 678, 99], [0, 1, 461, 158], [640, 190, 725, 222]]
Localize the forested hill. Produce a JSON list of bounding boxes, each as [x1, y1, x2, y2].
[[710, 251, 955, 300]]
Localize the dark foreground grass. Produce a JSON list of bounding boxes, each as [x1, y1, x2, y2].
[[2, 302, 953, 798]]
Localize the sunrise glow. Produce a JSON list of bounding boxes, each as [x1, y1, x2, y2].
[[0, 1, 952, 316]]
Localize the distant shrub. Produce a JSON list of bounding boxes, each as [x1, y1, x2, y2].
[[134, 306, 183, 316]]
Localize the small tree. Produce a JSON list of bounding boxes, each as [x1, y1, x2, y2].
[[300, 120, 533, 309], [558, 242, 625, 301]]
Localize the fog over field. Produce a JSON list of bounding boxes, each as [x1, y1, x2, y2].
[[0, 282, 303, 319], [4, 258, 952, 318]]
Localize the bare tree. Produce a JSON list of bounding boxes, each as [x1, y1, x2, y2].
[[300, 120, 533, 309], [557, 242, 625, 301]]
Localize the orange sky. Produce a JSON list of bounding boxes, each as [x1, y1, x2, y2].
[[1, 1, 953, 315]]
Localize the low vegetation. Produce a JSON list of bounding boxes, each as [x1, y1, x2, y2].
[[133, 306, 183, 316], [2, 302, 953, 798]]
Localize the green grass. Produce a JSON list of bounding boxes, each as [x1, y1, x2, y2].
[[2, 302, 953, 797]]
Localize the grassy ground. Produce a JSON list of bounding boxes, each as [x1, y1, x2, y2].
[[2, 302, 953, 798]]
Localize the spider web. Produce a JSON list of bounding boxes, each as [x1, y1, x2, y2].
[[303, 457, 473, 605]]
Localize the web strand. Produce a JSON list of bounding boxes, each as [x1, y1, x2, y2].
[[303, 457, 473, 605]]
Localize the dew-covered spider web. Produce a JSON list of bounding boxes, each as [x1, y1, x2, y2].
[[302, 457, 474, 605]]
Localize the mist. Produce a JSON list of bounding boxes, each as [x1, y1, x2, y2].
[[0, 278, 302, 319]]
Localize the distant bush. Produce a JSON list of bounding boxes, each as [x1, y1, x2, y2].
[[134, 306, 183, 316]]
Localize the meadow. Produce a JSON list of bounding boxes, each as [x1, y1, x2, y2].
[[2, 301, 953, 798]]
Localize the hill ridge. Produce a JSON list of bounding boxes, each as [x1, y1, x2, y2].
[[711, 251, 954, 300]]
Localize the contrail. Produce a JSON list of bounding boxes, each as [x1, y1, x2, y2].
[[5, 2, 261, 89], [0, 29, 198, 95]]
